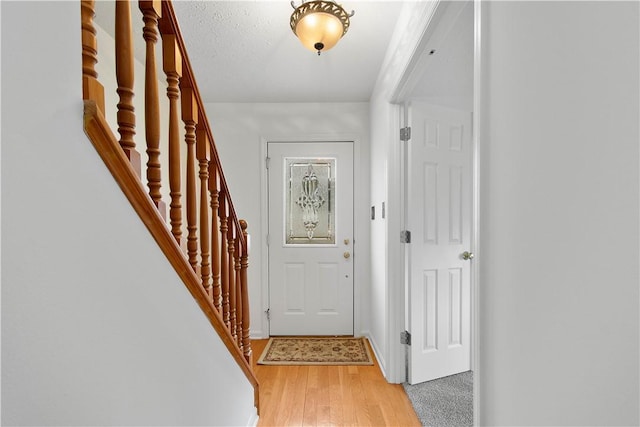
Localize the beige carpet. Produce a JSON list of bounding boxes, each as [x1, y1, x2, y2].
[[257, 336, 374, 365]]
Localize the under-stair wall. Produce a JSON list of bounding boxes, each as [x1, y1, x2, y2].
[[1, 2, 257, 425]]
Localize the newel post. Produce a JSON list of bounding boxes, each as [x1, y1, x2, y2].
[[240, 220, 252, 364], [228, 221, 237, 339], [235, 232, 243, 350]]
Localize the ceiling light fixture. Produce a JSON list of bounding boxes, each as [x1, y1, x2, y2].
[[290, 0, 354, 55]]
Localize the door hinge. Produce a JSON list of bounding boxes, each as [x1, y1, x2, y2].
[[265, 308, 270, 321], [266, 234, 270, 246], [265, 157, 271, 169], [400, 230, 411, 243], [400, 126, 412, 142], [401, 330, 411, 345]]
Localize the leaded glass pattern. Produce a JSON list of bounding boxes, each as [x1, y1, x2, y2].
[[285, 158, 336, 245]]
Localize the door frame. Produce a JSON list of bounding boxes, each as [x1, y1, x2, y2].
[[259, 135, 367, 338], [386, 0, 482, 425]]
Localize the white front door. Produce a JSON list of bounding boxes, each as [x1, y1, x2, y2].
[[407, 103, 472, 384], [267, 142, 354, 336]]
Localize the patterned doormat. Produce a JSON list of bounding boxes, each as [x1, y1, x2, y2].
[[257, 337, 374, 365]]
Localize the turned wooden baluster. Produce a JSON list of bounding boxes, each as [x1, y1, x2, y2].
[[219, 193, 230, 327], [139, 0, 165, 217], [182, 87, 199, 271], [115, 0, 141, 175], [162, 35, 182, 244], [209, 165, 221, 311], [81, 0, 105, 114], [240, 220, 252, 364], [228, 222, 237, 340], [234, 232, 243, 350], [197, 129, 211, 298]]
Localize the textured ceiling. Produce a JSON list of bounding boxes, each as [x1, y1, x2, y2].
[[94, 1, 473, 105], [171, 1, 404, 103]]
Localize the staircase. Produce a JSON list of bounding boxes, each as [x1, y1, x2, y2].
[[80, 0, 258, 411]]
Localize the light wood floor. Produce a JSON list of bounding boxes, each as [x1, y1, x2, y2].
[[252, 339, 421, 427]]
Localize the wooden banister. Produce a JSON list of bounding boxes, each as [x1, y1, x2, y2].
[[80, 0, 256, 412], [158, 1, 246, 252]]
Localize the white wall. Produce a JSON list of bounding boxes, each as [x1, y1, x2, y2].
[[478, 1, 639, 425], [204, 102, 371, 338], [368, 1, 438, 381], [368, 94, 392, 371], [1, 2, 256, 425]]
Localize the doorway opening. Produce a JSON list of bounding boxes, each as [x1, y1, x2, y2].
[[390, 0, 478, 424]]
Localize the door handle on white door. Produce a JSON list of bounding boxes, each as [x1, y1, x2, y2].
[[461, 251, 474, 260], [343, 251, 351, 259]]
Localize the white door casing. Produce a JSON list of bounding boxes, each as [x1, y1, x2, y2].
[[267, 142, 354, 336], [407, 103, 472, 384]]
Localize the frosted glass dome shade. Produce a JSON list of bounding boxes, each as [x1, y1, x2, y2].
[[290, 1, 352, 54]]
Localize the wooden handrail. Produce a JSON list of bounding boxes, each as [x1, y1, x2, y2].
[[80, 0, 258, 411]]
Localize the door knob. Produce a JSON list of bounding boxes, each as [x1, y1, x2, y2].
[[343, 251, 351, 259], [461, 251, 474, 260]]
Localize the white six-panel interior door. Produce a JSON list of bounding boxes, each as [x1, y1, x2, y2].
[[407, 103, 472, 384], [267, 142, 354, 336]]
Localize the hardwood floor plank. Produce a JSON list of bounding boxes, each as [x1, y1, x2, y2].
[[303, 366, 318, 426], [349, 367, 371, 426], [339, 366, 358, 426], [367, 404, 386, 427], [316, 366, 330, 407], [316, 405, 331, 426], [289, 366, 308, 426], [253, 339, 420, 427], [328, 366, 345, 426]]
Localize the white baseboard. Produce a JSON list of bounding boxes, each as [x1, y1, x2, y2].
[[363, 331, 388, 379], [246, 409, 259, 427], [250, 330, 267, 339]]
